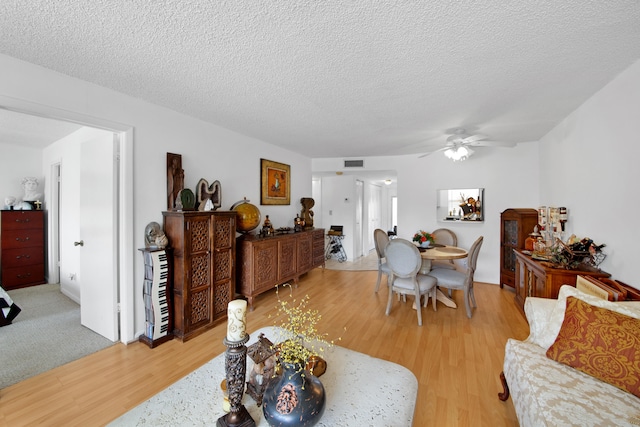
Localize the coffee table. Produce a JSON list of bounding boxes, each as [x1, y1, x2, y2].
[[109, 327, 417, 426]]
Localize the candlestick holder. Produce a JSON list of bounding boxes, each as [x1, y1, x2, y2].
[[217, 334, 255, 427]]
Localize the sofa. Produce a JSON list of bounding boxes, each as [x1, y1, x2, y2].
[[500, 285, 640, 426]]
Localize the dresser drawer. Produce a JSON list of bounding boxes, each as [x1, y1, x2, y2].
[[1, 229, 44, 249], [2, 264, 45, 287], [2, 246, 45, 267], [0, 211, 44, 231]]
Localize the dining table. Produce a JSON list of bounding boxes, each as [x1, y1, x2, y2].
[[419, 243, 468, 308]]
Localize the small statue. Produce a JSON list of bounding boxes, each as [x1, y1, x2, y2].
[[300, 197, 315, 229], [145, 222, 168, 249], [4, 196, 16, 210], [196, 178, 221, 211], [261, 215, 274, 236], [167, 153, 184, 210], [22, 177, 43, 202]]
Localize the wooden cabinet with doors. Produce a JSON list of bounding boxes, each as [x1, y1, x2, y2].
[[236, 228, 325, 310], [162, 210, 236, 341], [0, 210, 46, 290], [513, 249, 610, 314], [500, 208, 538, 289]]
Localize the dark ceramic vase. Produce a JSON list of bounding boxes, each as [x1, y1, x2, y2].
[[262, 362, 326, 427]]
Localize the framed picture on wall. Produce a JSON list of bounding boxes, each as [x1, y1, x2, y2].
[[260, 158, 290, 205]]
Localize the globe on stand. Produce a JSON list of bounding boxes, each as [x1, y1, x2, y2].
[[231, 198, 261, 234]]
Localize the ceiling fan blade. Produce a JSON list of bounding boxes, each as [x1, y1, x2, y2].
[[471, 140, 517, 147], [461, 134, 488, 144]]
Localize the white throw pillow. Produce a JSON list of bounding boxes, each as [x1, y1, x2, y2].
[[536, 285, 640, 351]]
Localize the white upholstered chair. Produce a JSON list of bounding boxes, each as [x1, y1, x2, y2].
[[384, 238, 437, 326], [430, 228, 458, 271], [373, 228, 391, 293], [427, 236, 483, 318]]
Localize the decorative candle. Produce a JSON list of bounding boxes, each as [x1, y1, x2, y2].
[[227, 299, 247, 341]]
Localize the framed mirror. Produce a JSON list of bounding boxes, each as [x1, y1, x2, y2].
[[437, 188, 484, 222]]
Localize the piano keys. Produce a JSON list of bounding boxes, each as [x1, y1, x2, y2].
[[139, 248, 173, 348]]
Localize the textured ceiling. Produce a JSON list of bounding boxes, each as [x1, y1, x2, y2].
[[0, 1, 639, 157]]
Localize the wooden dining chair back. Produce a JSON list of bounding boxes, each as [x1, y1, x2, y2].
[[384, 238, 437, 326], [431, 228, 458, 272], [373, 229, 391, 293], [427, 236, 484, 318]]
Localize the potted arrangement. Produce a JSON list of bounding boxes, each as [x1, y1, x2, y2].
[[413, 230, 434, 248], [262, 285, 342, 427]]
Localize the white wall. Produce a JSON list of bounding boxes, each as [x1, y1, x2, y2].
[[0, 143, 43, 207], [320, 175, 357, 259], [0, 53, 313, 340], [314, 59, 640, 287], [313, 143, 540, 284], [2, 52, 638, 337], [316, 175, 393, 260], [539, 59, 640, 285]]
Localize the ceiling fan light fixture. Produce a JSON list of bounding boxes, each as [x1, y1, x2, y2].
[[444, 146, 474, 161]]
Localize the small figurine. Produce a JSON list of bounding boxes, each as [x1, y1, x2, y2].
[[261, 215, 274, 236], [144, 222, 168, 249], [300, 197, 315, 229], [4, 196, 16, 210], [196, 178, 221, 211]]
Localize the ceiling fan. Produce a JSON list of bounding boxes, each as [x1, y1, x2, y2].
[[419, 128, 516, 161]]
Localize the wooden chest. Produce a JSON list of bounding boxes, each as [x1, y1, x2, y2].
[[1, 210, 46, 289]]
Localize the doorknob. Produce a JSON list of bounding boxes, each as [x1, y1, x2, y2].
[[74, 240, 84, 246]]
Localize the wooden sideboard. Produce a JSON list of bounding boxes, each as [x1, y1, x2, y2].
[[163, 210, 236, 341], [513, 249, 610, 314], [0, 210, 46, 290], [237, 228, 325, 309]]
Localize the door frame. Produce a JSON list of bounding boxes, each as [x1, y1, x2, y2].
[[0, 95, 136, 343]]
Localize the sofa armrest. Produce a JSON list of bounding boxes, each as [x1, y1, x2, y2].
[[524, 297, 556, 345]]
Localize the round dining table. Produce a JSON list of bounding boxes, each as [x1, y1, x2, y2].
[[419, 244, 468, 308]]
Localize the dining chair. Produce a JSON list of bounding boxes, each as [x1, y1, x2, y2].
[[427, 236, 484, 318], [431, 228, 458, 272], [384, 238, 438, 326], [373, 228, 391, 293]]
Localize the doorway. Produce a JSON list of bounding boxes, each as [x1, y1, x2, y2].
[[0, 97, 135, 343]]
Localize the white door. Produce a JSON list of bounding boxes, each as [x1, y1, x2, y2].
[[79, 134, 119, 341], [368, 184, 382, 251], [355, 180, 364, 258]]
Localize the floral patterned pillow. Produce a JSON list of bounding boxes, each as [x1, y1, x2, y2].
[[546, 296, 640, 398], [536, 285, 640, 351]]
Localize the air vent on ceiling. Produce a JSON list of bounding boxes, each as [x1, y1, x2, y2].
[[344, 159, 364, 168]]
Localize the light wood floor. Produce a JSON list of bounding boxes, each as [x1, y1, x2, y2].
[[0, 268, 529, 427]]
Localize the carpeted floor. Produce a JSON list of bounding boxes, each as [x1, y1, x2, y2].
[[324, 250, 378, 271], [1, 283, 114, 389]]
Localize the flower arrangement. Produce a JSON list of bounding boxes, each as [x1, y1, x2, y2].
[[270, 284, 342, 371], [412, 230, 434, 244]]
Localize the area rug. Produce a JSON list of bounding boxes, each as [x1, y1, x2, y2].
[[0, 283, 114, 389], [109, 326, 417, 426]]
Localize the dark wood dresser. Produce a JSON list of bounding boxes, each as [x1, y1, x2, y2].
[[236, 228, 325, 309], [163, 210, 236, 341], [513, 249, 610, 314], [500, 208, 538, 289], [1, 210, 46, 290]]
